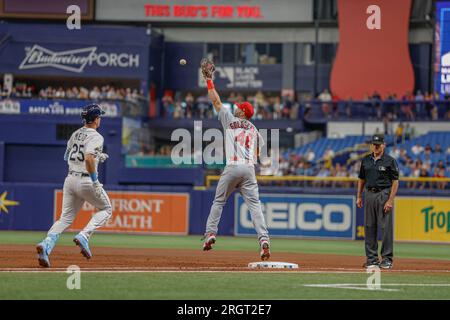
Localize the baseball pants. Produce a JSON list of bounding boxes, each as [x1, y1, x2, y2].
[[205, 164, 269, 242], [364, 188, 393, 263], [48, 175, 112, 239]]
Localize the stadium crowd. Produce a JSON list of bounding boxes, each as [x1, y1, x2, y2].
[[161, 89, 450, 121], [0, 83, 145, 102], [161, 91, 298, 120], [269, 142, 450, 190], [136, 140, 449, 190]]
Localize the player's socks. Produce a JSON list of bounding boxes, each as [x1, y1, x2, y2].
[[43, 233, 60, 254]]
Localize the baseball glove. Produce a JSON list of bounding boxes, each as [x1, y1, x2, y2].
[[98, 152, 109, 163], [200, 58, 216, 80]]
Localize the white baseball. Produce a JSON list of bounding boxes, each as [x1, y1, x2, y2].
[[179, 59, 187, 65]]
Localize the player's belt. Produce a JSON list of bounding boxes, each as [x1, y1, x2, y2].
[[366, 186, 389, 193], [68, 171, 90, 178]]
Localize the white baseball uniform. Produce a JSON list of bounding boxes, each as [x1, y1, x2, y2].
[[47, 126, 112, 239], [205, 108, 269, 242]]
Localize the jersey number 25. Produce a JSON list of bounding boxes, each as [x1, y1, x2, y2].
[[69, 143, 85, 162]]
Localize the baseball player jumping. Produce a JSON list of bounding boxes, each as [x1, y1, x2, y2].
[[36, 104, 112, 267], [200, 58, 271, 260]]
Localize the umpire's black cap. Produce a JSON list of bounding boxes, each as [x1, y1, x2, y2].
[[81, 104, 105, 124], [371, 134, 385, 145]]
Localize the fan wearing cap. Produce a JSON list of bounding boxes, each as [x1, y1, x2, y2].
[[357, 134, 399, 270], [200, 58, 270, 261]]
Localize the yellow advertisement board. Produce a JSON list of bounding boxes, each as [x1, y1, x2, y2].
[[395, 197, 450, 242]]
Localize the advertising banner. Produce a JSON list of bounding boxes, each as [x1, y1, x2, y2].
[[235, 194, 355, 239], [54, 191, 190, 234], [435, 1, 450, 96], [96, 0, 313, 23], [395, 197, 450, 243], [0, 23, 150, 79], [198, 65, 281, 90], [0, 99, 120, 117]]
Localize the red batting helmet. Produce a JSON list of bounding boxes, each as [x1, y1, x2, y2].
[[235, 101, 254, 119]]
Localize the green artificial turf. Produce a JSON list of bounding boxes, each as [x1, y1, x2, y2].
[[0, 272, 449, 300], [1, 231, 449, 300]]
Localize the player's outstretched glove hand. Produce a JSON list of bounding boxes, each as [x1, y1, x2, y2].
[[92, 180, 104, 199], [200, 58, 215, 80], [98, 153, 109, 163]]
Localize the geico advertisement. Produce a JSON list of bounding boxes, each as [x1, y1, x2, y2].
[[395, 197, 450, 242], [235, 194, 355, 239], [54, 191, 189, 234]]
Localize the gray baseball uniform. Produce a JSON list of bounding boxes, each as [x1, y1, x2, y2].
[[205, 108, 269, 243], [48, 127, 112, 240]]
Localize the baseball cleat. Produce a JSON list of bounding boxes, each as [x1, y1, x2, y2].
[[260, 240, 270, 261], [363, 260, 380, 268], [36, 242, 50, 268], [379, 260, 393, 269], [202, 233, 216, 251], [74, 233, 92, 259]]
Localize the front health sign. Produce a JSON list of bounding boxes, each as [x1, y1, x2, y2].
[[235, 194, 355, 239], [54, 191, 189, 235], [395, 197, 450, 242]]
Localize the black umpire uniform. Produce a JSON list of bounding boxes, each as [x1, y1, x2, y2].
[[358, 134, 399, 268]]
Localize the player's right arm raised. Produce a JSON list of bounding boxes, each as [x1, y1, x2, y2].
[[207, 82, 222, 113]]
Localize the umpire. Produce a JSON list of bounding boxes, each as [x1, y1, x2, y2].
[[357, 134, 399, 269]]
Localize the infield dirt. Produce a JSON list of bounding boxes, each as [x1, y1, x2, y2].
[[1, 244, 449, 272]]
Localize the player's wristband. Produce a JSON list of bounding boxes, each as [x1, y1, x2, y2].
[[206, 79, 214, 90], [90, 172, 98, 182]]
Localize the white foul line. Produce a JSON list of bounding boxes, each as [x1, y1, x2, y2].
[[0, 267, 449, 274], [304, 283, 450, 292]]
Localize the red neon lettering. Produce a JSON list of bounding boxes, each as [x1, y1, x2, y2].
[[237, 6, 263, 18], [173, 5, 209, 18], [199, 6, 208, 17], [144, 5, 170, 17], [211, 5, 234, 18]]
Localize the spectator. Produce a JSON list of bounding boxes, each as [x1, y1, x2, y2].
[[411, 143, 424, 156], [318, 89, 332, 118], [424, 91, 437, 120], [305, 148, 315, 162], [345, 97, 353, 118], [389, 146, 400, 159], [384, 93, 396, 120], [401, 91, 415, 120], [89, 86, 101, 100], [372, 91, 382, 119], [196, 94, 210, 119], [395, 123, 404, 143], [162, 94, 174, 118], [314, 167, 330, 187], [185, 92, 195, 118], [415, 90, 424, 116], [404, 123, 414, 140], [281, 93, 295, 119], [433, 166, 447, 190], [323, 147, 335, 159], [418, 167, 429, 189], [331, 93, 340, 118]]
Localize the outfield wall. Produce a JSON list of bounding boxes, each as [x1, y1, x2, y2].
[[0, 183, 448, 243]]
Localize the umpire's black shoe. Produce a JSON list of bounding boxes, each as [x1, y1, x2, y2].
[[379, 260, 393, 269], [363, 260, 379, 268]]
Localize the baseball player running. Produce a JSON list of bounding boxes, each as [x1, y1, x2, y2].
[[36, 104, 112, 267], [200, 58, 271, 260]]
